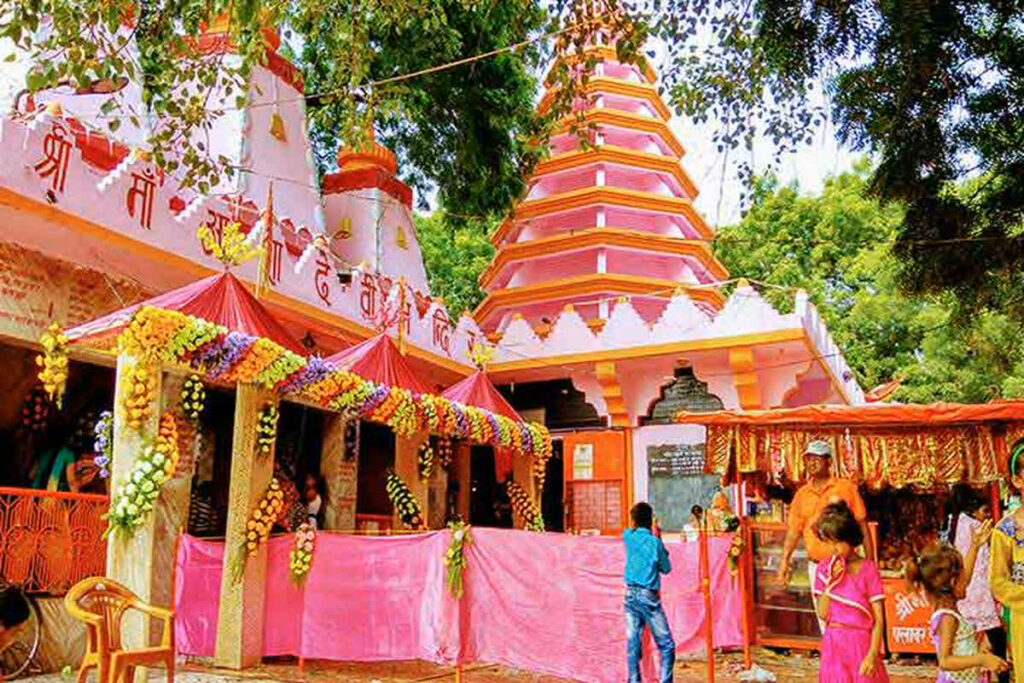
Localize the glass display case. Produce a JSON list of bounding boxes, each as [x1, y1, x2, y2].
[[749, 521, 821, 649]]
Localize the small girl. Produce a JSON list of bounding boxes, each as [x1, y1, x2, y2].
[[907, 542, 1008, 683], [813, 501, 889, 682]]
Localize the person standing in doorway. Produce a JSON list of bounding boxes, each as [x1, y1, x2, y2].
[[777, 440, 874, 630], [624, 502, 675, 683]]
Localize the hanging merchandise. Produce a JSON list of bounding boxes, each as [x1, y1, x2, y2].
[[418, 440, 435, 481], [506, 481, 544, 532], [93, 411, 114, 478], [728, 533, 745, 576], [256, 403, 280, 459], [532, 450, 550, 494], [105, 412, 180, 538], [234, 478, 285, 581], [386, 470, 423, 529], [343, 420, 359, 462], [289, 523, 315, 583], [37, 322, 69, 408], [20, 385, 51, 433], [121, 362, 157, 432], [180, 374, 206, 422], [444, 522, 472, 599]]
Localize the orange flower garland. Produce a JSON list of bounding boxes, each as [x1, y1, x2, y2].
[[121, 362, 157, 431], [233, 477, 285, 582]]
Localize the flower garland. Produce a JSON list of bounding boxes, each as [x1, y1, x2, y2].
[[121, 361, 157, 431], [106, 412, 180, 538], [256, 403, 280, 459], [506, 481, 544, 532], [21, 385, 51, 433], [234, 477, 285, 582], [444, 522, 472, 599], [37, 322, 69, 408], [93, 411, 114, 479], [728, 533, 746, 576], [289, 522, 316, 583], [198, 222, 262, 267], [386, 470, 423, 529], [418, 440, 435, 481], [180, 374, 206, 421], [436, 437, 453, 469]]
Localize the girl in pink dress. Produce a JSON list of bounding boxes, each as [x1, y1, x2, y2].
[[905, 543, 1008, 683], [812, 501, 889, 683]]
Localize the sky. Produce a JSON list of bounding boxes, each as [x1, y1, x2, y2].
[[0, 33, 861, 229]]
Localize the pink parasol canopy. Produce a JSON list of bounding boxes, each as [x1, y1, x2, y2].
[[66, 272, 305, 354], [325, 333, 433, 395], [442, 370, 522, 422]]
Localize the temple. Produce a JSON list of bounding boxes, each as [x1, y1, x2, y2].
[[0, 17, 863, 672]]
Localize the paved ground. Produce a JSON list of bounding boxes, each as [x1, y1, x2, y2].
[[20, 650, 940, 682]]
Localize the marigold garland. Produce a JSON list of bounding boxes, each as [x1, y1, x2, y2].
[[256, 403, 280, 459], [728, 533, 746, 576], [418, 441, 435, 481], [121, 361, 157, 431], [106, 412, 180, 538], [444, 522, 472, 599], [180, 374, 206, 421], [386, 470, 423, 529], [506, 481, 544, 532], [233, 477, 285, 582], [289, 523, 316, 583], [37, 322, 69, 408], [198, 221, 262, 267]]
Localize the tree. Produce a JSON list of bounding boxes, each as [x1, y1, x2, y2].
[[2, 0, 645, 222], [648, 0, 1024, 322], [715, 163, 1024, 402], [415, 212, 493, 318]]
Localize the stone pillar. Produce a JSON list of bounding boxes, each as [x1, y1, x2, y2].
[[394, 432, 429, 528], [321, 415, 358, 530], [105, 353, 163, 668], [214, 384, 276, 669], [512, 452, 539, 530]]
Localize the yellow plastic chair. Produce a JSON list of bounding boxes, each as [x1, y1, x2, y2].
[[64, 577, 175, 683]]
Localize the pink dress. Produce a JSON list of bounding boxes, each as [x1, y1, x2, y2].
[[813, 557, 890, 683]]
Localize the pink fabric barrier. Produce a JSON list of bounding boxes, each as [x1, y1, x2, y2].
[[174, 529, 742, 682]]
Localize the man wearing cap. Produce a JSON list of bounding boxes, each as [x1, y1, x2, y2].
[[777, 440, 873, 627]]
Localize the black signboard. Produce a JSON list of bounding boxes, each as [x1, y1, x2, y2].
[[648, 443, 706, 477]]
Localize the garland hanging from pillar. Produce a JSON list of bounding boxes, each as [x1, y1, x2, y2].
[[121, 361, 157, 432], [233, 477, 285, 582], [386, 470, 423, 529], [37, 323, 69, 408], [289, 522, 316, 583], [418, 440, 435, 481], [256, 403, 280, 459], [444, 522, 472, 598], [507, 481, 545, 532], [105, 412, 180, 538], [93, 410, 114, 479], [180, 374, 206, 422]]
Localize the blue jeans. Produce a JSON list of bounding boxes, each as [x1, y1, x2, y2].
[[625, 586, 675, 683]]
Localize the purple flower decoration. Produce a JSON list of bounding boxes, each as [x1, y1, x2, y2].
[[93, 411, 114, 479], [486, 413, 501, 446], [452, 403, 470, 437], [281, 356, 334, 394], [359, 384, 390, 417], [207, 332, 258, 379], [521, 424, 535, 455]]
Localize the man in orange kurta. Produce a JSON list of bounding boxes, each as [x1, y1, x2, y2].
[[777, 440, 874, 631]]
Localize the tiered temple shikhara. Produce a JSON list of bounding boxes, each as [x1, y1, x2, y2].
[[0, 15, 865, 670]]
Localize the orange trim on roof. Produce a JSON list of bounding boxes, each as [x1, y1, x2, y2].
[[675, 401, 1024, 426], [538, 78, 672, 121], [543, 46, 658, 85], [533, 145, 698, 198], [479, 227, 729, 286], [474, 272, 724, 324], [556, 109, 686, 158], [493, 186, 713, 245]]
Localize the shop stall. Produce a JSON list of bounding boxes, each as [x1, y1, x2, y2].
[[677, 401, 1024, 654]]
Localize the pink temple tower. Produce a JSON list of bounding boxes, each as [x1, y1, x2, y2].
[[474, 42, 729, 335]]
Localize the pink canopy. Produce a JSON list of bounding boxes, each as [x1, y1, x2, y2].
[[66, 272, 306, 354], [325, 333, 433, 394], [442, 371, 522, 422]]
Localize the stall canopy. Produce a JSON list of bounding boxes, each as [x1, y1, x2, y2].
[[324, 334, 433, 395], [442, 371, 522, 422], [678, 401, 1024, 490], [66, 272, 305, 354]]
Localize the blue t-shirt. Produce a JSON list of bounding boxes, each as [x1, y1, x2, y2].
[[623, 527, 672, 590]]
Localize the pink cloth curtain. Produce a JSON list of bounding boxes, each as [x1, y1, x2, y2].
[[174, 529, 743, 682]]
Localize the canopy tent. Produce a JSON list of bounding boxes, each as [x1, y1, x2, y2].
[[678, 401, 1024, 490], [324, 334, 433, 395], [443, 370, 523, 478], [442, 370, 521, 422], [66, 272, 305, 354]]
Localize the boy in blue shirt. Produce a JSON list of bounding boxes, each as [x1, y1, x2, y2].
[[623, 502, 675, 683]]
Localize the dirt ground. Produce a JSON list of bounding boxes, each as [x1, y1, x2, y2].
[[22, 650, 940, 682]]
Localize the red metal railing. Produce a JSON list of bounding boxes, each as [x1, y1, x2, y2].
[[0, 487, 108, 594]]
